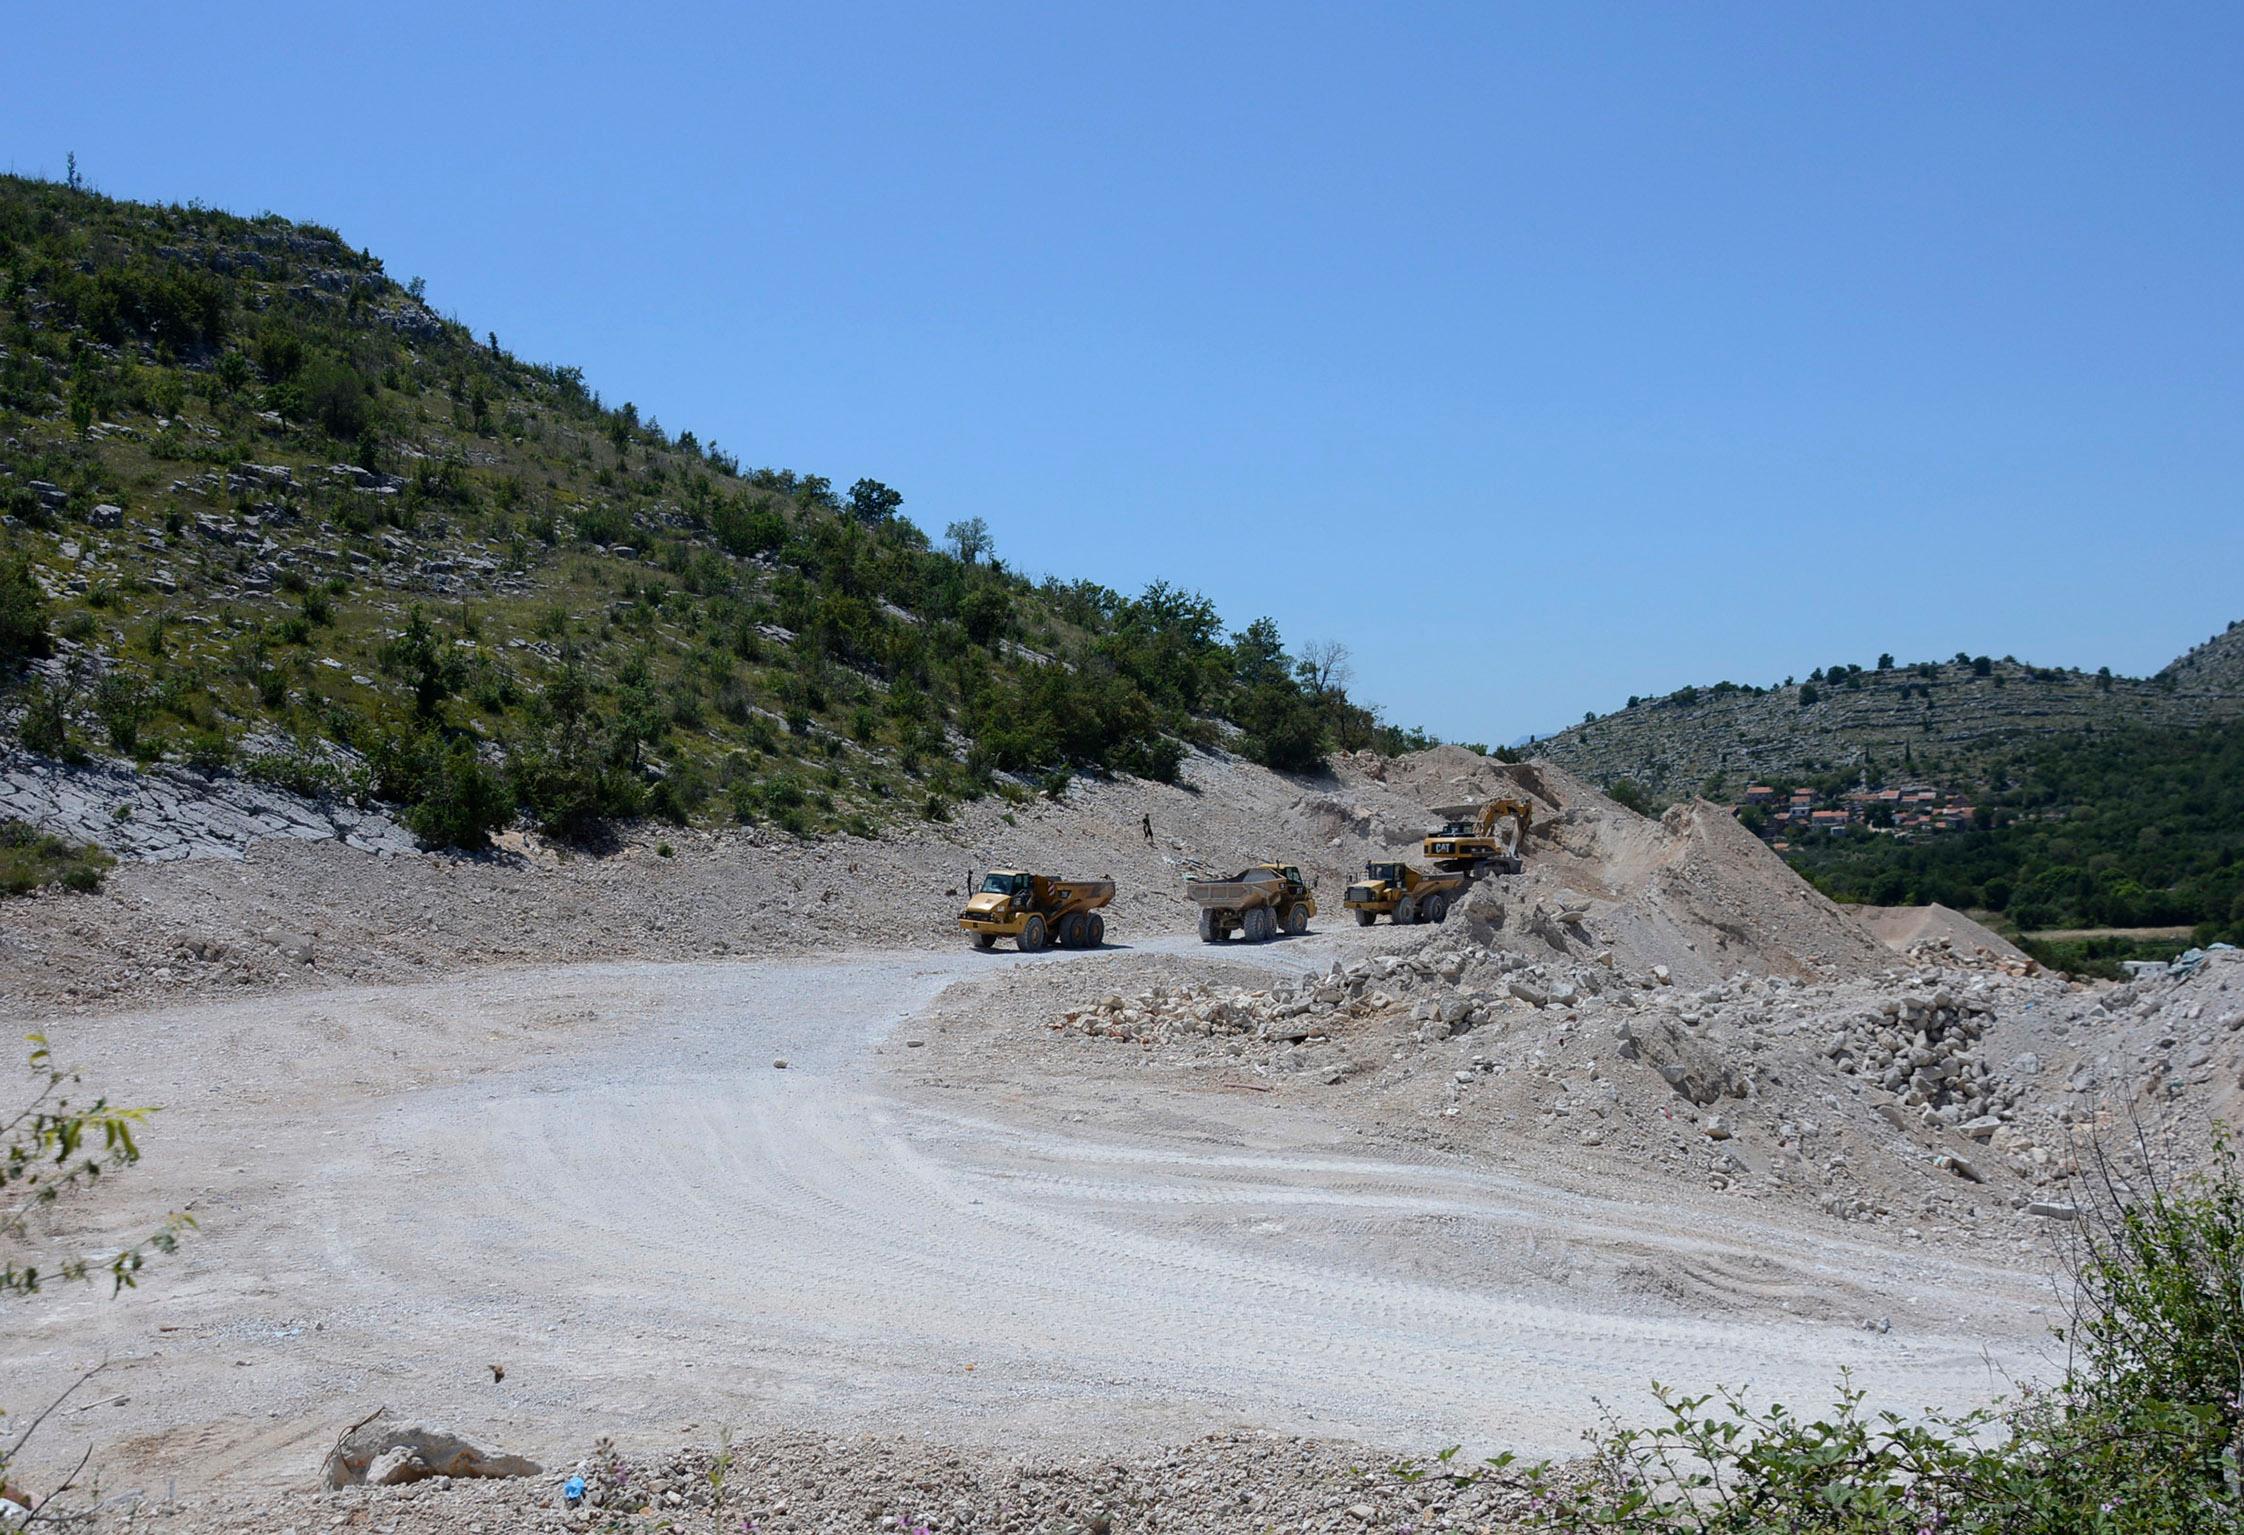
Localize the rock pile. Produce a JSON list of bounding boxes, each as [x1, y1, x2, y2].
[[1824, 980, 2023, 1130], [1055, 942, 1594, 1053], [1900, 935, 2039, 977]]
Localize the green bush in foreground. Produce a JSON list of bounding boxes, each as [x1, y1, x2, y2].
[[1494, 1136, 2243, 1531], [0, 819, 114, 896]]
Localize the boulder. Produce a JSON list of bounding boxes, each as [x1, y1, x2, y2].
[[322, 1416, 540, 1489]]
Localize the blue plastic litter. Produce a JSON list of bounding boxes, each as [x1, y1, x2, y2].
[[564, 1475, 586, 1506]]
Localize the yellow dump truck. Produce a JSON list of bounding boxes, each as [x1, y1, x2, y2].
[[1185, 864, 1316, 943], [957, 869, 1114, 951], [1342, 860, 1466, 926]]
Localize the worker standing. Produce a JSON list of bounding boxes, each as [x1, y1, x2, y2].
[[1141, 814, 1154, 847]]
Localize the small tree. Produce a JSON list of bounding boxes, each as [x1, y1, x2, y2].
[[946, 516, 993, 564], [1295, 639, 1353, 700], [1, 555, 53, 670], [846, 478, 903, 526], [379, 606, 453, 719]]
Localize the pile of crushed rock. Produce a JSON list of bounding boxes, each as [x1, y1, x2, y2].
[[1822, 983, 2019, 1126], [1044, 888, 2244, 1239]]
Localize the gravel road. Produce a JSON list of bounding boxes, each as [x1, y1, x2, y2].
[[7, 933, 2054, 1491]]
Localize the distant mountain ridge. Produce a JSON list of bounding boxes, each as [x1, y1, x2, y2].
[[1532, 621, 2244, 798]]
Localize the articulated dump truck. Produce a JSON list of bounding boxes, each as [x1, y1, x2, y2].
[[958, 869, 1114, 952], [1342, 860, 1466, 926], [1185, 864, 1315, 943]]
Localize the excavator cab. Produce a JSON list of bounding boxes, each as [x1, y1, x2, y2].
[[1422, 798, 1533, 879]]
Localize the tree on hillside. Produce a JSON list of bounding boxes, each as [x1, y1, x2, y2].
[[846, 478, 903, 526], [1295, 639, 1352, 700], [946, 516, 992, 565], [1, 554, 53, 670], [1878, 652, 1895, 669]]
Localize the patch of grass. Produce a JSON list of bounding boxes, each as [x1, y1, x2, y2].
[[0, 819, 115, 896]]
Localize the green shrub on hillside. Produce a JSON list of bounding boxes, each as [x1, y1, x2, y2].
[[1, 554, 52, 669]]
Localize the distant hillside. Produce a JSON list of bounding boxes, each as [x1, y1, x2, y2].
[[1533, 625, 2244, 800], [1784, 712, 2244, 951], [0, 175, 1425, 848]]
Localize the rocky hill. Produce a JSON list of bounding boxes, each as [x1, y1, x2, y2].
[[0, 175, 1418, 854], [1533, 623, 2244, 799]]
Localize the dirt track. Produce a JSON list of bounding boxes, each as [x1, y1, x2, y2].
[[10, 928, 2056, 1493]]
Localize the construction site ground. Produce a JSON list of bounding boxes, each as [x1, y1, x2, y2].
[[5, 746, 2236, 1530]]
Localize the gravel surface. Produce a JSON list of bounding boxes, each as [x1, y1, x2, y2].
[[8, 747, 2168, 1528], [11, 933, 2047, 1510]]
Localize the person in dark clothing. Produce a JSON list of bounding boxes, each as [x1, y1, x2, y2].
[[1141, 813, 1154, 847]]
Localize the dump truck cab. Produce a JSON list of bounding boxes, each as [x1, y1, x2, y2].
[[957, 868, 1115, 952], [1342, 860, 1463, 926]]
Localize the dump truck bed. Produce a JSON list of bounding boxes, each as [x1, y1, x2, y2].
[[1043, 877, 1116, 909], [1183, 868, 1289, 910]]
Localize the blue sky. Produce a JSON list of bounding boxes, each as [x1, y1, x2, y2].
[[9, 3, 2240, 741]]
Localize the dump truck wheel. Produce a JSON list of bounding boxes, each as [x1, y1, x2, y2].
[[1422, 893, 1449, 925], [1240, 908, 1263, 942], [1019, 914, 1049, 952], [1086, 913, 1105, 947], [972, 933, 995, 951], [1393, 898, 1416, 926], [1198, 910, 1220, 944], [1059, 912, 1087, 949], [1355, 909, 1376, 927], [1283, 902, 1309, 936]]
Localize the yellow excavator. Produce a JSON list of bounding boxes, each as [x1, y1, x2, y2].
[[1422, 797, 1534, 879]]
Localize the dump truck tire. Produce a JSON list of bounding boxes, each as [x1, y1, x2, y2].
[[1086, 913, 1105, 947], [1422, 893, 1448, 925], [972, 933, 995, 951], [1059, 912, 1087, 949], [1198, 910, 1220, 944], [1283, 902, 1309, 936], [1019, 914, 1049, 952], [1355, 909, 1376, 927], [1245, 908, 1267, 942], [1393, 898, 1416, 926]]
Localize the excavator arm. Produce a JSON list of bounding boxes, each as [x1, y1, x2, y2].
[[1474, 798, 1534, 851]]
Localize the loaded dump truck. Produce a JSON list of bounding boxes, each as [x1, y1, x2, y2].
[[1342, 860, 1465, 926], [957, 869, 1114, 952], [1186, 864, 1315, 943]]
